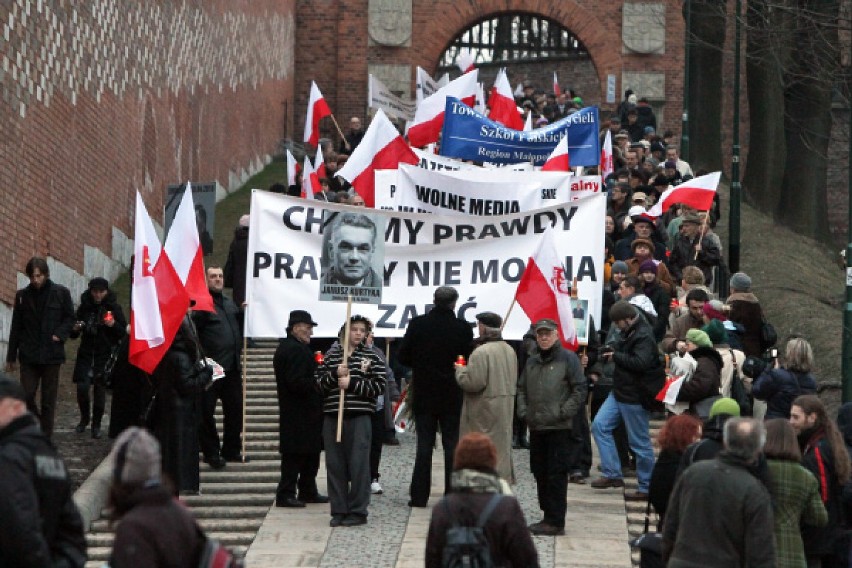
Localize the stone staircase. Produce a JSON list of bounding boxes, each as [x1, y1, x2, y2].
[[627, 418, 664, 566], [84, 340, 281, 567]]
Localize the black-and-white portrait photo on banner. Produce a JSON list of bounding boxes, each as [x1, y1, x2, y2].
[[319, 210, 386, 304], [572, 298, 590, 345]]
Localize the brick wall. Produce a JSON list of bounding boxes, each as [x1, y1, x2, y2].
[[296, 0, 686, 143], [0, 0, 296, 306]]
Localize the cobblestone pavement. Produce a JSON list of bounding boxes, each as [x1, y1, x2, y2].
[[245, 430, 632, 567]]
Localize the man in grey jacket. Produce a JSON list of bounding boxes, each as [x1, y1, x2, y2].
[[516, 318, 585, 536]]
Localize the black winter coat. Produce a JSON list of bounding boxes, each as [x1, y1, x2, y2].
[[649, 448, 682, 527], [192, 290, 242, 372], [398, 306, 473, 415], [677, 346, 722, 403], [150, 321, 211, 493], [752, 367, 817, 419], [7, 279, 75, 365], [668, 233, 721, 284], [0, 413, 87, 567], [70, 290, 126, 383], [800, 428, 849, 561], [273, 334, 323, 454], [611, 316, 661, 405], [223, 226, 249, 307], [643, 282, 671, 341]]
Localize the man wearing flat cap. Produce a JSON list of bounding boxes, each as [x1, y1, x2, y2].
[[454, 312, 517, 483], [516, 318, 585, 536], [273, 310, 328, 508], [0, 373, 87, 566]]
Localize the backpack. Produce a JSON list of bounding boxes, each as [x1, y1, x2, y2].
[[728, 349, 752, 416], [441, 493, 503, 568]]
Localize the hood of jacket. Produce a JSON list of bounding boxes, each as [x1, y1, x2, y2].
[[451, 468, 513, 495], [690, 345, 724, 371]]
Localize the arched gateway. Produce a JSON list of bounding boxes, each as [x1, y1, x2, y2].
[[293, 0, 683, 139]]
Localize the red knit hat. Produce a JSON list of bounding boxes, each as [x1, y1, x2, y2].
[[453, 432, 497, 471]]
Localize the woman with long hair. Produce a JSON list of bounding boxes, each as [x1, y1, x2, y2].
[[790, 395, 851, 568], [762, 419, 827, 568], [648, 414, 702, 526]]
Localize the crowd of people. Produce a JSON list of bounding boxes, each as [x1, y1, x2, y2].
[[1, 77, 850, 568]]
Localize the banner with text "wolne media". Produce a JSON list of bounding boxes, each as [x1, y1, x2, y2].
[[244, 191, 606, 340], [374, 164, 604, 214]]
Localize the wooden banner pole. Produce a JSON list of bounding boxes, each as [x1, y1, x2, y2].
[[337, 295, 353, 442]]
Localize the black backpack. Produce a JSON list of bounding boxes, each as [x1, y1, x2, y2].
[[441, 493, 503, 568]]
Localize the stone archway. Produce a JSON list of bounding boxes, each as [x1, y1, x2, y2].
[[416, 0, 619, 103]]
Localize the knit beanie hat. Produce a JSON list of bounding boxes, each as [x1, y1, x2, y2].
[[612, 260, 629, 275], [453, 432, 497, 471], [639, 259, 658, 275], [609, 300, 637, 322], [685, 329, 712, 349], [702, 300, 727, 322], [730, 272, 752, 291], [709, 397, 741, 418], [701, 319, 728, 345], [111, 427, 161, 485]]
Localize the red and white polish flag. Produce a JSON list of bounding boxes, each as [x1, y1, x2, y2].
[[647, 171, 721, 217], [407, 70, 479, 148], [301, 156, 321, 200], [523, 112, 533, 132], [457, 50, 475, 74], [541, 134, 570, 171], [553, 71, 561, 96], [601, 130, 614, 180], [488, 68, 524, 130], [313, 144, 327, 180], [163, 183, 214, 313], [514, 228, 579, 351], [303, 81, 332, 148], [129, 193, 191, 373], [337, 109, 419, 208], [286, 149, 298, 187]]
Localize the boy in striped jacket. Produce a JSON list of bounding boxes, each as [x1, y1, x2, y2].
[[317, 315, 385, 527]]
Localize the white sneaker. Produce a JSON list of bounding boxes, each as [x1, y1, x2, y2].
[[371, 480, 383, 495]]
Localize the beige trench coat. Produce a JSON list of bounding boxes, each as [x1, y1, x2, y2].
[[455, 339, 518, 483]]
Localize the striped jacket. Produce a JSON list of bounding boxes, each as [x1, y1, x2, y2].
[[317, 342, 385, 416]]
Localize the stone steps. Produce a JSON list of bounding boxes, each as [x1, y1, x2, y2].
[[82, 351, 283, 562]]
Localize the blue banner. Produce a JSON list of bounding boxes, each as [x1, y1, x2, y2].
[[439, 97, 600, 167]]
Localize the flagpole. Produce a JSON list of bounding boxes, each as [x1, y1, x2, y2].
[[337, 294, 353, 443], [500, 298, 517, 332], [241, 334, 248, 463], [694, 213, 709, 261], [329, 114, 350, 152]]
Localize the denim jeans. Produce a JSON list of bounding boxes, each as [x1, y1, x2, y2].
[[591, 393, 655, 492]]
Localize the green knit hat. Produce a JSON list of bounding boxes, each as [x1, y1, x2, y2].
[[685, 329, 712, 349], [701, 319, 727, 346], [709, 397, 741, 418]]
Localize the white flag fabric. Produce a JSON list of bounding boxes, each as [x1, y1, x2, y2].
[[286, 149, 298, 187], [131, 193, 164, 346]]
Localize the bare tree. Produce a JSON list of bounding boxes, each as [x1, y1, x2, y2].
[[686, 0, 851, 244]]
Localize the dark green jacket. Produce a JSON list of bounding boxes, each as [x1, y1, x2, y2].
[[516, 344, 585, 431]]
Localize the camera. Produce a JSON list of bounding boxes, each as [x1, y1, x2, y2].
[[742, 356, 767, 379], [598, 345, 615, 358]]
